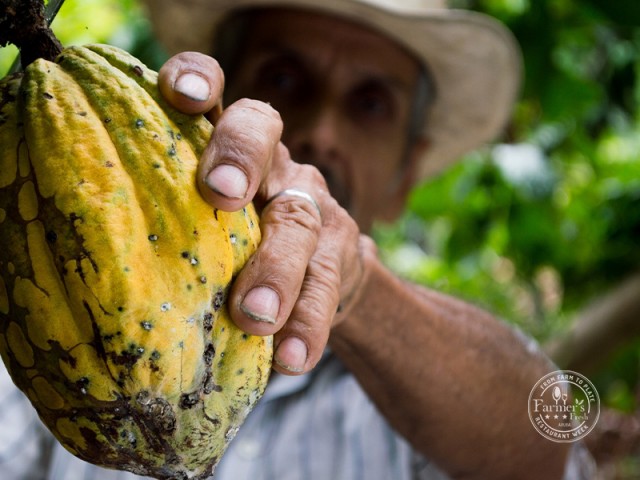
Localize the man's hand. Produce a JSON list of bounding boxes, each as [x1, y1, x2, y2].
[[158, 53, 372, 375]]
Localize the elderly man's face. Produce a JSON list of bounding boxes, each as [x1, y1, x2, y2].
[[224, 9, 427, 231]]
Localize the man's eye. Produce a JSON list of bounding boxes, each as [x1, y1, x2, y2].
[[257, 60, 303, 98], [266, 69, 297, 91], [357, 94, 389, 115], [350, 85, 394, 121]]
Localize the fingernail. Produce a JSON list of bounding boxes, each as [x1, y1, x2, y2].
[[205, 164, 248, 199], [240, 286, 280, 324], [174, 73, 210, 102], [275, 337, 307, 373]]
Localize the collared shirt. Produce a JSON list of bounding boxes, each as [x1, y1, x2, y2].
[[1, 354, 594, 479]]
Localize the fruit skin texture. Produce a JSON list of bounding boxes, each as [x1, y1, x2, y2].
[[0, 44, 272, 479]]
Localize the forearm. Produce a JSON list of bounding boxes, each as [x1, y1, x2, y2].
[[329, 251, 571, 479]]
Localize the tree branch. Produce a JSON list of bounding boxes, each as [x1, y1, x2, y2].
[[0, 0, 62, 68], [544, 271, 640, 373]]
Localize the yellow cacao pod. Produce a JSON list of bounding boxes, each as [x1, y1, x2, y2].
[[0, 44, 272, 479]]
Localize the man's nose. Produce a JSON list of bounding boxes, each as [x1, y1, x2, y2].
[[285, 105, 343, 161]]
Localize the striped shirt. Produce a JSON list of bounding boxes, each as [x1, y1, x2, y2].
[[1, 353, 594, 479]]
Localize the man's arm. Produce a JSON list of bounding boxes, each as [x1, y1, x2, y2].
[[330, 248, 572, 479]]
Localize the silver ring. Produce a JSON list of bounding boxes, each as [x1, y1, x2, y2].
[[268, 188, 322, 217]]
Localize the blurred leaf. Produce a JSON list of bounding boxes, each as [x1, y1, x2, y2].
[[379, 0, 640, 410]]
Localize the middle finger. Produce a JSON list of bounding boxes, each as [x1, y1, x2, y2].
[[229, 162, 326, 337]]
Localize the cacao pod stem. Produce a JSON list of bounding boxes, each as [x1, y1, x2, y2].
[[0, 0, 63, 69]]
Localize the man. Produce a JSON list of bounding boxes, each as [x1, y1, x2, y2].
[[0, 0, 596, 478]]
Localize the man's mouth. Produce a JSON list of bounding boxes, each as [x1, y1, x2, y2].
[[315, 164, 352, 213]]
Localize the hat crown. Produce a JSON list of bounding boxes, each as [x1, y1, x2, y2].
[[366, 0, 446, 10]]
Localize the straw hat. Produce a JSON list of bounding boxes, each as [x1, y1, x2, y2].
[[144, 0, 522, 179]]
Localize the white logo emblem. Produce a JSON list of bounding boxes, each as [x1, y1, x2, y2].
[[528, 370, 600, 442]]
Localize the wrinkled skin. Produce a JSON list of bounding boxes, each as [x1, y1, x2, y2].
[[156, 9, 572, 480]]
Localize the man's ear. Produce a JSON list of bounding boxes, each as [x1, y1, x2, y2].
[[379, 136, 430, 222]]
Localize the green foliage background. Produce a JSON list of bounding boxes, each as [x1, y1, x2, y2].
[[377, 0, 640, 416], [1, 0, 639, 415]]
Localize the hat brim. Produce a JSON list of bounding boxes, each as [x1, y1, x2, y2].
[[145, 0, 522, 179]]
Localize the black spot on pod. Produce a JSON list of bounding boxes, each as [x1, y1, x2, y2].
[[137, 392, 176, 432], [203, 343, 215, 365], [213, 289, 225, 311], [203, 373, 223, 394], [132, 65, 144, 76], [179, 392, 199, 409], [135, 119, 144, 128], [203, 313, 213, 332], [148, 234, 158, 242], [76, 377, 90, 395], [46, 230, 58, 244]]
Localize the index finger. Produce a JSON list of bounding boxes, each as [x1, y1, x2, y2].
[[197, 98, 284, 211], [157, 52, 224, 119]]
